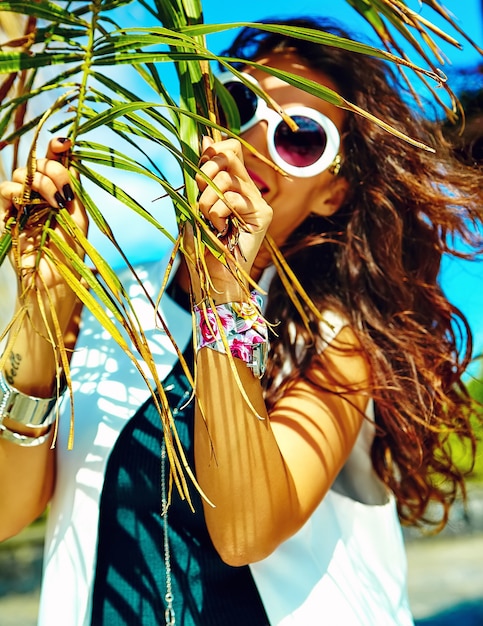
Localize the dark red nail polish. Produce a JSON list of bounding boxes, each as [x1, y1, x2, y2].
[[63, 184, 74, 202], [54, 191, 66, 209]]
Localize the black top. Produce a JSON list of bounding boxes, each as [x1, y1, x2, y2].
[[91, 318, 270, 624]]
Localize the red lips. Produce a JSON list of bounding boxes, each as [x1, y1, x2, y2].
[[247, 168, 269, 195]]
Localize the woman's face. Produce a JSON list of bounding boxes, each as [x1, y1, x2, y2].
[[241, 52, 347, 272]]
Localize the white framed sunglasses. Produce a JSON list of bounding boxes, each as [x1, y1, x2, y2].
[[217, 72, 341, 178]]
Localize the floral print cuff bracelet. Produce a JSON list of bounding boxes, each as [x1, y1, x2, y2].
[[193, 291, 268, 378]]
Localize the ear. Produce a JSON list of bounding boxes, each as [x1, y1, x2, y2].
[[310, 176, 349, 217]]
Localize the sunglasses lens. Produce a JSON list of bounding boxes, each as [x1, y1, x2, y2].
[[224, 82, 258, 127], [274, 116, 327, 168]]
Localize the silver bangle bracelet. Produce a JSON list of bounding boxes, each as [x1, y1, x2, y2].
[[0, 370, 64, 446], [0, 424, 52, 447]]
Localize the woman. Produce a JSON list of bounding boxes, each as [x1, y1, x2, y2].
[[0, 17, 481, 626]]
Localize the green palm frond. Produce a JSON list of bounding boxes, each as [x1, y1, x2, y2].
[[0, 0, 481, 497]]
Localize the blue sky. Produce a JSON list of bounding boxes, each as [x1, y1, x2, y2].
[[201, 0, 483, 69], [92, 1, 483, 370]]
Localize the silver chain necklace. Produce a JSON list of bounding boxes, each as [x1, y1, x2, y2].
[[161, 438, 176, 625]]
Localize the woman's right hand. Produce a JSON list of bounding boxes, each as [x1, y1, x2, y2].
[[0, 137, 88, 396], [0, 137, 88, 298]]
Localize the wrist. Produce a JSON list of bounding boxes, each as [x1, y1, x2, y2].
[[185, 259, 249, 305]]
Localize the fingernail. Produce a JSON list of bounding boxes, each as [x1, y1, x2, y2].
[[202, 135, 214, 148], [57, 137, 69, 144], [216, 221, 229, 238], [54, 191, 66, 209], [62, 184, 74, 202]]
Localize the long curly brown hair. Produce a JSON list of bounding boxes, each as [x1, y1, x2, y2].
[[222, 17, 483, 528]]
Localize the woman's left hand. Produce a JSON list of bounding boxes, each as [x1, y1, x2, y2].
[[186, 136, 273, 301]]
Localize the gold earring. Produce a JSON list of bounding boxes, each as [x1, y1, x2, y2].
[[328, 154, 342, 176]]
